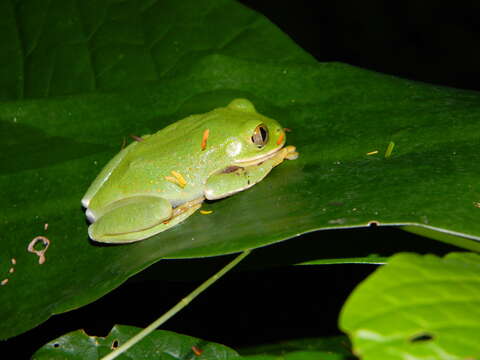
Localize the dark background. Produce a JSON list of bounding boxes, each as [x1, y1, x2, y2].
[[6, 1, 480, 358], [242, 1, 480, 91]]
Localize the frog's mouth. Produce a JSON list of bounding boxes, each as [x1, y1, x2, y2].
[[231, 144, 284, 167]]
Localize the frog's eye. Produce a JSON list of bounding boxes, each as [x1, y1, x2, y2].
[[251, 124, 269, 147]]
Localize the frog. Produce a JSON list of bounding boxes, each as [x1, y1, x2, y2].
[[81, 98, 298, 243]]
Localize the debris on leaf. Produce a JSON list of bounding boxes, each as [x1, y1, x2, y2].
[[130, 134, 144, 142], [385, 141, 395, 158], [28, 236, 51, 264], [192, 346, 203, 356]]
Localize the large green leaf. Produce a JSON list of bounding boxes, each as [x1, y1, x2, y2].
[[339, 252, 480, 359], [2, 0, 480, 341]]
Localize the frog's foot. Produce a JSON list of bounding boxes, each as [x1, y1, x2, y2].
[[88, 196, 204, 243], [283, 145, 299, 161], [264, 145, 299, 166]]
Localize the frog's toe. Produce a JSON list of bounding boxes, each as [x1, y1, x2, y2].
[[85, 208, 96, 222], [286, 151, 299, 160], [81, 197, 90, 208]]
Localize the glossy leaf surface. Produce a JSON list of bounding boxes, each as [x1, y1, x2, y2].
[[1, 0, 480, 340]]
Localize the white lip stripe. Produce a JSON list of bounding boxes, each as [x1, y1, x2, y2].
[[233, 145, 283, 166]]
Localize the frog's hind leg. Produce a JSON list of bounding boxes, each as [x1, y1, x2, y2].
[[116, 197, 204, 242], [158, 197, 204, 229], [88, 196, 173, 243], [88, 196, 204, 243]]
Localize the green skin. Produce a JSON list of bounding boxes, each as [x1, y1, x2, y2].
[[81, 99, 298, 243]]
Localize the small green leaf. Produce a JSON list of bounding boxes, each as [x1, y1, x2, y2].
[[32, 325, 240, 360], [339, 252, 480, 360]]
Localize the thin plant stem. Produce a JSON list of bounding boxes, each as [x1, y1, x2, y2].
[[101, 249, 251, 360]]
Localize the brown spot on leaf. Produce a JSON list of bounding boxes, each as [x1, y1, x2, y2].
[[111, 339, 119, 349], [28, 236, 51, 264], [130, 134, 144, 142]]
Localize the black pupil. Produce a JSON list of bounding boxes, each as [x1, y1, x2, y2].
[[259, 126, 267, 141], [252, 124, 268, 147]]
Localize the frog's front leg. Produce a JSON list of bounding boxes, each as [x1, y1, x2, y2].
[[205, 145, 298, 200]]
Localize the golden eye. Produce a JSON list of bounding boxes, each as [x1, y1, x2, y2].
[[251, 124, 269, 147]]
